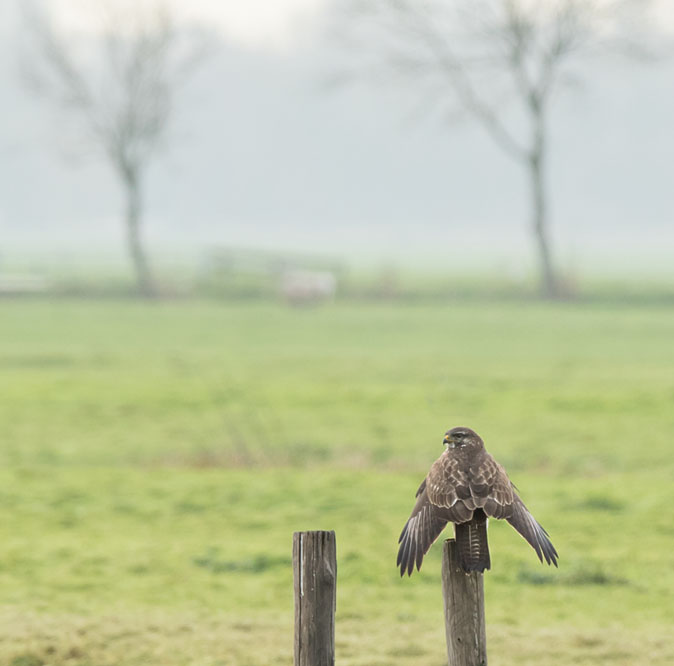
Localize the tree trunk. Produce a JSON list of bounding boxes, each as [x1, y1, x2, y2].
[[528, 123, 559, 299], [123, 170, 156, 298]]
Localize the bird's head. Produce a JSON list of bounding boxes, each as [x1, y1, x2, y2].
[[443, 426, 482, 450]]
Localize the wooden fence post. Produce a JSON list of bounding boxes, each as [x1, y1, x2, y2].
[[293, 530, 337, 666], [442, 539, 487, 666]]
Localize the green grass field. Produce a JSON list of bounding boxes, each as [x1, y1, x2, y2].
[[1, 299, 673, 665]]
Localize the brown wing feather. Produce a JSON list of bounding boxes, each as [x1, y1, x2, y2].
[[506, 495, 559, 566], [397, 456, 475, 576], [475, 454, 558, 565], [397, 485, 452, 576], [425, 455, 475, 519], [467, 454, 514, 519]]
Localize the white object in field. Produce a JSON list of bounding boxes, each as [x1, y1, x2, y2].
[[280, 270, 336, 305]]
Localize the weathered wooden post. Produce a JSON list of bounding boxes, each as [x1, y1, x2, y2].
[[293, 530, 337, 666], [442, 539, 487, 666]]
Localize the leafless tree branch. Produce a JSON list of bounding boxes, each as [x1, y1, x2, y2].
[[332, 0, 661, 298], [21, 1, 211, 297]]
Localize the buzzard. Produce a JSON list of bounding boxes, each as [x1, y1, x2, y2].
[[397, 426, 558, 575]]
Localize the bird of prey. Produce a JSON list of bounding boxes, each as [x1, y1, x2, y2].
[[397, 426, 558, 575]]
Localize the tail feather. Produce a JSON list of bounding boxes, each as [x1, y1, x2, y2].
[[454, 510, 490, 573]]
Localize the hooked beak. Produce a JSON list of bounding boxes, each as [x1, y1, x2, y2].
[[443, 434, 452, 446]]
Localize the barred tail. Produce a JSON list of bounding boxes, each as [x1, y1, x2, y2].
[[454, 510, 491, 573]]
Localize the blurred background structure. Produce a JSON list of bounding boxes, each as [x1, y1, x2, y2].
[[1, 1, 673, 666], [333, 0, 664, 298], [0, 0, 672, 298]]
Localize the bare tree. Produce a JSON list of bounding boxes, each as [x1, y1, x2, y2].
[[336, 0, 654, 298], [23, 2, 207, 297]]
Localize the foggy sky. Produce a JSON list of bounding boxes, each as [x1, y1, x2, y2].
[[1, 1, 673, 275]]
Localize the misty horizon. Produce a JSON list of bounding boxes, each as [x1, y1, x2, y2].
[[1, 0, 673, 279]]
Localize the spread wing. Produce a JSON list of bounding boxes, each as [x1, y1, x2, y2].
[[475, 454, 558, 566], [506, 495, 559, 566], [464, 454, 515, 519], [397, 478, 451, 576], [397, 455, 474, 577]]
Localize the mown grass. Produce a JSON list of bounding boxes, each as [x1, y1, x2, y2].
[[1, 299, 673, 665]]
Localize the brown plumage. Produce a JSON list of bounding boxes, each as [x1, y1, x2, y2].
[[397, 426, 558, 575]]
